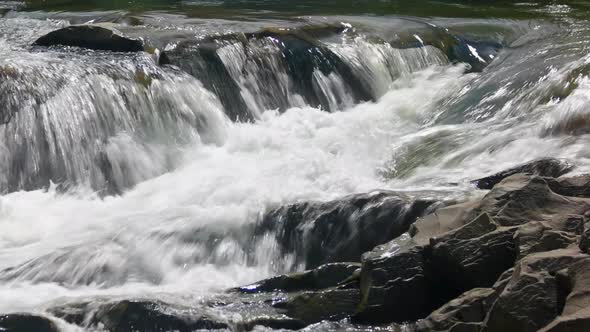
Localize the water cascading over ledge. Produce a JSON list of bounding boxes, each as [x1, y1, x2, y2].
[[0, 19, 491, 195]]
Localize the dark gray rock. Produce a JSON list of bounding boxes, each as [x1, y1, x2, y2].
[[277, 288, 360, 325], [0, 314, 59, 332], [258, 190, 439, 269], [235, 262, 360, 293], [414, 288, 496, 332], [475, 174, 590, 229], [355, 240, 432, 323], [356, 174, 590, 325], [50, 299, 228, 332], [472, 158, 574, 190], [34, 25, 144, 52], [483, 248, 588, 332], [430, 222, 518, 292], [547, 174, 590, 198], [516, 221, 577, 259]]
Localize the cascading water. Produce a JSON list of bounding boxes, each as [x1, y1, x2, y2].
[[2, 0, 590, 330]]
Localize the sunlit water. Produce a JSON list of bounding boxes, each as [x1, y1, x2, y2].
[[2, 1, 590, 329]]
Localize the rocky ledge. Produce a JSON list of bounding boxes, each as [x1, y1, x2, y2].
[[4, 158, 590, 331]]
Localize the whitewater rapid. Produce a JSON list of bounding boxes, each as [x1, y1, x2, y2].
[[3, 9, 590, 330]]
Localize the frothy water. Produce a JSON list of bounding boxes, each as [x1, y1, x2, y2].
[[2, 4, 590, 329]]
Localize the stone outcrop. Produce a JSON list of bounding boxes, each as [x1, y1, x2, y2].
[[356, 173, 590, 325]]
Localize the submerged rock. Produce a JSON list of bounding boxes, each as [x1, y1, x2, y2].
[[34, 25, 144, 52], [50, 299, 229, 332], [258, 190, 440, 269], [472, 157, 574, 190], [235, 262, 360, 293], [0, 314, 59, 332], [161, 26, 373, 120]]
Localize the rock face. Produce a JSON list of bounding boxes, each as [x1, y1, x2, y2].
[[34, 25, 144, 52], [472, 158, 574, 190], [356, 173, 590, 325], [258, 190, 440, 269], [0, 314, 59, 332]]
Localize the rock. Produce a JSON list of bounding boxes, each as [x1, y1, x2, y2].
[[430, 218, 518, 292], [414, 288, 496, 332], [258, 190, 439, 269], [235, 262, 360, 293], [34, 25, 144, 52], [0, 314, 59, 332], [51, 299, 228, 332], [355, 240, 432, 323], [475, 174, 590, 229], [580, 225, 590, 254], [516, 221, 577, 259], [161, 27, 373, 120], [356, 174, 590, 325], [483, 248, 589, 332], [548, 174, 590, 198], [277, 288, 360, 325], [472, 158, 574, 190], [539, 309, 590, 332]]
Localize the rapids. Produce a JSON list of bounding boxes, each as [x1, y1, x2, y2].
[[2, 0, 590, 330]]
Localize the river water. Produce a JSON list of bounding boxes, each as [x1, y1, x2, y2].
[[1, 0, 590, 330]]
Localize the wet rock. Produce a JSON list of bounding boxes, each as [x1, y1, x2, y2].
[[34, 25, 144, 52], [472, 158, 574, 190], [580, 225, 590, 254], [356, 174, 590, 325], [162, 27, 373, 120], [51, 299, 228, 332], [548, 174, 590, 198], [259, 190, 439, 269], [483, 248, 588, 332], [235, 262, 360, 293], [475, 174, 590, 229], [430, 218, 518, 292], [0, 314, 59, 332], [355, 240, 432, 323], [414, 288, 496, 332], [278, 288, 360, 325]]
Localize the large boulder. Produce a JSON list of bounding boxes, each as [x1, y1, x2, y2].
[[472, 158, 574, 190], [257, 190, 440, 269], [34, 25, 144, 52], [0, 314, 59, 332]]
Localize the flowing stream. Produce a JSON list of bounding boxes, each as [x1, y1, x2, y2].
[[2, 0, 590, 330]]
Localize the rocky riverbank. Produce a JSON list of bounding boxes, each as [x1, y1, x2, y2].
[[3, 157, 590, 331]]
